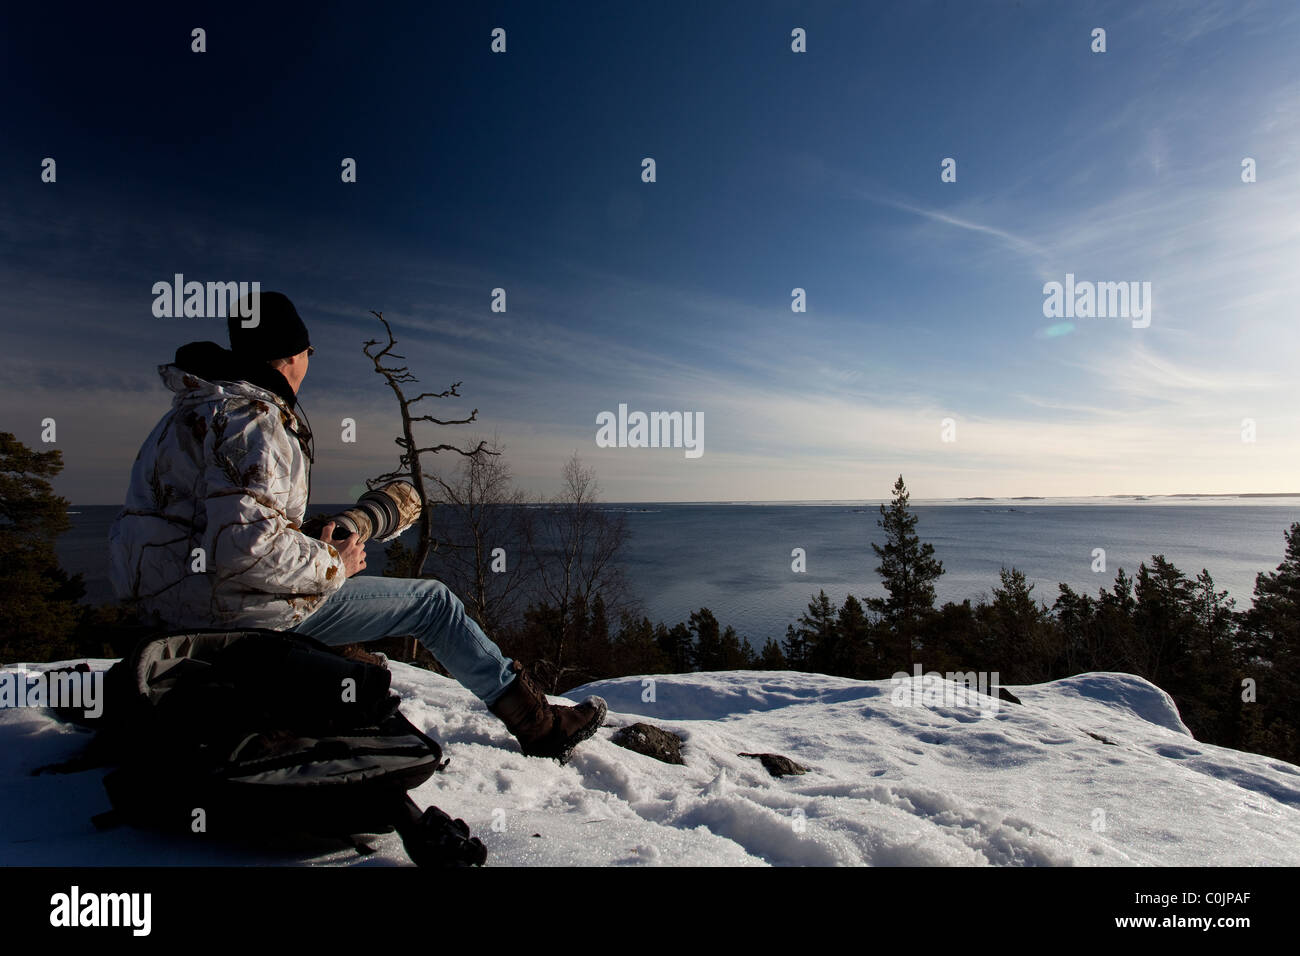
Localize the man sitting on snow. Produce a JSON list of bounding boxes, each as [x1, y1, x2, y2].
[[108, 290, 604, 764]]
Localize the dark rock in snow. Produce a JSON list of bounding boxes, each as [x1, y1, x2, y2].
[[999, 687, 1023, 705], [1087, 731, 1118, 745], [738, 752, 808, 777], [611, 722, 685, 765]]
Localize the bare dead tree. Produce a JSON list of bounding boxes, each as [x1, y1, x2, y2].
[[425, 434, 534, 637], [363, 311, 491, 575], [524, 452, 630, 691]]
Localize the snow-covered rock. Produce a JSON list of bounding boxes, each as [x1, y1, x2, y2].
[[2, 661, 1298, 866]]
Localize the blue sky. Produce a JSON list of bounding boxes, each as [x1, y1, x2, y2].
[[2, 0, 1298, 504]]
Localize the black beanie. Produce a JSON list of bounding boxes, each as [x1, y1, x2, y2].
[[228, 290, 311, 361]]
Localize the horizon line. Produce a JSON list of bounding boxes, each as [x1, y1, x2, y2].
[[66, 492, 1300, 508]]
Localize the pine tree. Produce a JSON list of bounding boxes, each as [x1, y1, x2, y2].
[[1052, 583, 1098, 674], [717, 624, 755, 670], [797, 590, 840, 675], [756, 637, 787, 669], [1131, 555, 1195, 684], [0, 433, 85, 663], [921, 598, 980, 675], [1177, 568, 1241, 745], [689, 608, 723, 671], [781, 622, 809, 670], [983, 566, 1058, 682], [656, 621, 694, 673], [1242, 523, 1300, 660], [1096, 568, 1139, 672], [1240, 523, 1300, 763], [836, 594, 873, 677], [866, 475, 944, 668], [610, 613, 670, 677]]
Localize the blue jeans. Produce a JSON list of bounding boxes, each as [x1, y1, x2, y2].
[[288, 575, 517, 705]]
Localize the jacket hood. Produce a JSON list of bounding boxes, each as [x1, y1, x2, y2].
[[163, 341, 298, 409], [158, 341, 314, 470]]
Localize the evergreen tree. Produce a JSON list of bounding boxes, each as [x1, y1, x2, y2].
[[610, 613, 670, 677], [717, 624, 755, 670], [920, 598, 980, 675], [589, 593, 610, 646], [506, 593, 610, 691], [1240, 523, 1300, 763], [835, 594, 874, 677], [797, 590, 840, 674], [656, 620, 694, 673], [755, 637, 787, 670], [1096, 568, 1139, 673], [1131, 555, 1195, 684], [0, 433, 85, 663], [781, 622, 809, 670], [689, 608, 723, 671], [1242, 523, 1300, 660], [579, 592, 613, 680], [982, 566, 1059, 682], [1175, 568, 1242, 745], [1189, 569, 1237, 667], [1052, 583, 1099, 674], [866, 475, 944, 669]]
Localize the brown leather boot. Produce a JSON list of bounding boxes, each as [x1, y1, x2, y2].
[[488, 660, 607, 764]]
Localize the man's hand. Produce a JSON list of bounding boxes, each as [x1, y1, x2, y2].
[[319, 521, 367, 577]]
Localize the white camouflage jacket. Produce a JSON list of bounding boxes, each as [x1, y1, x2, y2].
[[108, 347, 346, 630]]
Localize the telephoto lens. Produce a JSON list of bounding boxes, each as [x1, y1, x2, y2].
[[301, 480, 423, 544]]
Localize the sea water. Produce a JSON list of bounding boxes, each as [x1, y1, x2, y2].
[[58, 499, 1299, 644]]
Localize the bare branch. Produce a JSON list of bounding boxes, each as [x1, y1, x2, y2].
[[409, 383, 464, 403], [362, 309, 496, 576], [413, 440, 493, 457], [410, 412, 480, 427]]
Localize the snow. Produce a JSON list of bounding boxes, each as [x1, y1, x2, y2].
[[3, 660, 1299, 866]]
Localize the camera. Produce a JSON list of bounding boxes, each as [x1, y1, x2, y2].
[[301, 480, 422, 544]]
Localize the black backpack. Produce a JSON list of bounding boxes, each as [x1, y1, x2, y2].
[[44, 627, 486, 866]]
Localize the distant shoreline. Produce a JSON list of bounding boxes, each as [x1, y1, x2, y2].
[[67, 494, 1300, 510]]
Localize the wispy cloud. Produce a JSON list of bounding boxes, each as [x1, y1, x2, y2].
[[853, 190, 1051, 268]]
